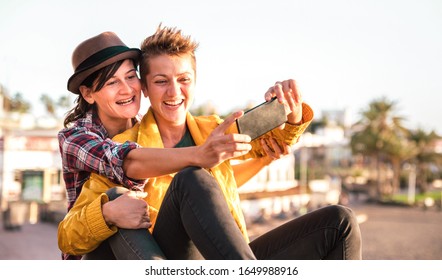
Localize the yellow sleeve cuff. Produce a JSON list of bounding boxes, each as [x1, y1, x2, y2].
[[246, 102, 314, 158], [85, 193, 117, 241]]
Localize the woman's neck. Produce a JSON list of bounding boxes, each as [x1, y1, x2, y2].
[[102, 118, 133, 138], [157, 122, 187, 148]]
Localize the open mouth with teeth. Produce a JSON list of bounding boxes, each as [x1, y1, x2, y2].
[[116, 96, 136, 105], [164, 99, 184, 107]]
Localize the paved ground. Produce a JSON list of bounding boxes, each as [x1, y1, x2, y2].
[[0, 200, 441, 260], [0, 215, 60, 260], [352, 202, 442, 259]]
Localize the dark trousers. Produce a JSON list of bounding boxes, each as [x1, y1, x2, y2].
[[249, 204, 362, 259], [82, 186, 166, 260], [84, 167, 362, 260], [153, 167, 256, 260]]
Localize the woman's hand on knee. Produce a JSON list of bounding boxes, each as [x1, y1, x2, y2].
[[102, 191, 151, 229]]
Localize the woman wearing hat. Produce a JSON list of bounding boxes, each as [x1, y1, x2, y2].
[[59, 31, 288, 259]]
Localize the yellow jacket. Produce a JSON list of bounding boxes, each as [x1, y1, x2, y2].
[[58, 104, 313, 256]]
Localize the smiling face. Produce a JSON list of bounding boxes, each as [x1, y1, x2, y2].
[[143, 54, 195, 129], [80, 59, 141, 136]]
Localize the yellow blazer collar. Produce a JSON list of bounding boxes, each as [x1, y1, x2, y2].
[[138, 107, 206, 148]]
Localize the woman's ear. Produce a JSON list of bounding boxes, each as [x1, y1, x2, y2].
[[79, 85, 95, 104], [142, 85, 149, 98]]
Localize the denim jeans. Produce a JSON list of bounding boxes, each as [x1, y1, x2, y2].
[[84, 167, 362, 260], [152, 167, 256, 260], [82, 187, 166, 260], [249, 204, 362, 259]]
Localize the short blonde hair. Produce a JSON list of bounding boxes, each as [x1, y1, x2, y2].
[[140, 25, 199, 85]]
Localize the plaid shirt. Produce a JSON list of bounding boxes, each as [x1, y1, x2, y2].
[[58, 109, 145, 211], [58, 109, 145, 260]]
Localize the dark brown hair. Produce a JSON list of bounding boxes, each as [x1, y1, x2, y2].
[[63, 59, 137, 127]]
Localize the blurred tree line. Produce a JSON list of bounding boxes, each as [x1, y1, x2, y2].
[[1, 84, 71, 117], [349, 96, 441, 200], [2, 87, 441, 200]]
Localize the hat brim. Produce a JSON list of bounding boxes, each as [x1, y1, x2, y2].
[[67, 48, 141, 94]]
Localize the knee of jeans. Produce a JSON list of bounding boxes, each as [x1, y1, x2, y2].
[[331, 205, 358, 227], [174, 166, 217, 193], [175, 166, 210, 184], [106, 187, 129, 201], [176, 166, 204, 177]]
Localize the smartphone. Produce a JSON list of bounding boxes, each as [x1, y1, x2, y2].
[[236, 97, 287, 140]]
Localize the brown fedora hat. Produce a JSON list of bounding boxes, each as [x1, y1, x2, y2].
[[67, 31, 141, 94]]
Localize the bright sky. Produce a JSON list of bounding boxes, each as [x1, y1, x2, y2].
[[0, 0, 441, 134]]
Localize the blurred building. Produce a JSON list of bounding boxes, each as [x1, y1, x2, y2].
[[1, 89, 64, 224]]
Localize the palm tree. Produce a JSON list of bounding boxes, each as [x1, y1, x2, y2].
[[7, 92, 31, 113], [409, 129, 442, 193], [57, 95, 72, 111], [40, 93, 72, 118], [350, 96, 413, 198], [40, 93, 56, 116]]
